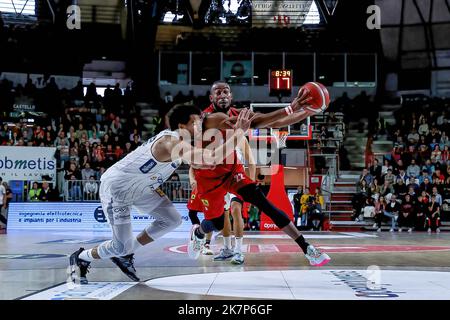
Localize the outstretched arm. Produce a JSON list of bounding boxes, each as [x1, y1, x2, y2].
[[174, 109, 255, 165]]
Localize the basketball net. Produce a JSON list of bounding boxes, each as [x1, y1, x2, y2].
[[273, 130, 290, 149]]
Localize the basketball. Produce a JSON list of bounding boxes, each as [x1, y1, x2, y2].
[[301, 82, 330, 113]]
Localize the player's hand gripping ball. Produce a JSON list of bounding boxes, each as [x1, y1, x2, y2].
[[301, 82, 330, 114]]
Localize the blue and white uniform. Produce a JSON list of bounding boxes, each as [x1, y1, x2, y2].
[[96, 130, 183, 258]]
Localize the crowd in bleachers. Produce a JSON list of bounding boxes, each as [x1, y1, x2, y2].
[[353, 97, 450, 233], [0, 76, 142, 201]]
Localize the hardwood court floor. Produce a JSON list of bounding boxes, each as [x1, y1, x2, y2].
[[1, 230, 450, 300]]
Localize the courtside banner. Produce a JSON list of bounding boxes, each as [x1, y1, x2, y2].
[[7, 202, 199, 232], [0, 146, 57, 181]]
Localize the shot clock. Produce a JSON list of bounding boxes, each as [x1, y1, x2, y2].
[[269, 69, 292, 97]]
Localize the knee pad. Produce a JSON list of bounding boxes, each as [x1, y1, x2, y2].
[[201, 215, 225, 233]]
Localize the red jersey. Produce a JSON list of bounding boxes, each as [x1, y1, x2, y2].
[[202, 104, 240, 117], [191, 104, 255, 219]]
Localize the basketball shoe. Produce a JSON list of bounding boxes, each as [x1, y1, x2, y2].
[[69, 248, 91, 285], [213, 247, 234, 261], [188, 224, 205, 259], [305, 245, 331, 267], [111, 254, 140, 281]]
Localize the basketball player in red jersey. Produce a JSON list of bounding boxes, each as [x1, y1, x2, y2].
[[188, 82, 331, 267], [201, 81, 256, 264]]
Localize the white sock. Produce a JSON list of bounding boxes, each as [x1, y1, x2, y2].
[[223, 236, 232, 249], [79, 249, 96, 262], [235, 237, 243, 253]]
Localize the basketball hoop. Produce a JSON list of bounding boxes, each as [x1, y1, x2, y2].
[[273, 130, 289, 149]]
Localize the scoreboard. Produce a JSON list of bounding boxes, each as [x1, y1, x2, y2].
[[269, 69, 293, 96]]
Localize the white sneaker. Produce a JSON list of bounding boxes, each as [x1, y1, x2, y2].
[[436, 228, 441, 234], [389, 228, 394, 232], [230, 252, 245, 265], [408, 228, 412, 233], [377, 228, 381, 232], [187, 225, 205, 260], [372, 223, 377, 228], [427, 228, 432, 234], [398, 228, 402, 233], [305, 245, 331, 267], [201, 244, 214, 255]]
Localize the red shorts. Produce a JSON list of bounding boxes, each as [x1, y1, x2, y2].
[[187, 188, 204, 212], [194, 163, 256, 219]]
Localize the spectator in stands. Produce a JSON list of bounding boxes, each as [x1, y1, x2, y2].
[[28, 182, 41, 201], [441, 145, 448, 162], [114, 145, 124, 159], [351, 192, 366, 221], [406, 176, 420, 194], [426, 194, 441, 233], [39, 181, 58, 202], [432, 168, 445, 184], [382, 168, 396, 186], [370, 178, 381, 195], [89, 131, 101, 145], [396, 168, 409, 184], [122, 142, 133, 158], [92, 145, 105, 165], [394, 178, 408, 201], [110, 116, 123, 135], [398, 194, 414, 233], [167, 173, 184, 201], [84, 176, 99, 201], [431, 186, 443, 206], [407, 128, 420, 145], [369, 159, 382, 180], [130, 134, 142, 150], [431, 145, 442, 163], [68, 175, 82, 201], [380, 180, 394, 197], [76, 123, 88, 141], [333, 125, 344, 147], [381, 159, 391, 175], [309, 189, 325, 231], [419, 177, 433, 194], [407, 159, 421, 178], [357, 179, 370, 196], [359, 168, 373, 186], [292, 186, 303, 227], [319, 126, 330, 140], [300, 187, 313, 226], [415, 195, 428, 231], [384, 194, 401, 232], [129, 128, 141, 142], [65, 162, 82, 181], [81, 163, 95, 181], [373, 195, 386, 232], [418, 118, 430, 136], [439, 133, 449, 150], [418, 169, 431, 184]]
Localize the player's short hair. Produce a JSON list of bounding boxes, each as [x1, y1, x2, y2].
[[210, 80, 230, 93], [167, 104, 202, 130]]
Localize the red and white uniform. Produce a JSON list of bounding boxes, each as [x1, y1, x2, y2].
[[192, 105, 255, 219]]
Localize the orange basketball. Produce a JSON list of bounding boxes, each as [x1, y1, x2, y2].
[[300, 82, 330, 113]]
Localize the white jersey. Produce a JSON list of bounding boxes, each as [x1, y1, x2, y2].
[[100, 130, 182, 203]]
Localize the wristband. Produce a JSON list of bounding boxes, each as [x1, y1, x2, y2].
[[284, 105, 294, 115]]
